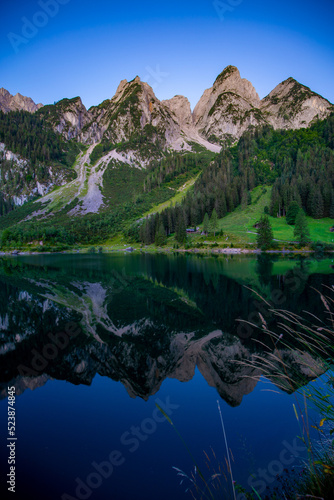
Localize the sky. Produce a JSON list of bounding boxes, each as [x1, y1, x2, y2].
[[0, 0, 333, 111]]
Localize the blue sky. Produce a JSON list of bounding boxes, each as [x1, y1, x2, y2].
[[0, 0, 333, 110]]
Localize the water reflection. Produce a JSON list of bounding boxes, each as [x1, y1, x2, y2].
[[0, 254, 332, 405]]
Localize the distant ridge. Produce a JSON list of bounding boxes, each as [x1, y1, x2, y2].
[[0, 87, 43, 114]]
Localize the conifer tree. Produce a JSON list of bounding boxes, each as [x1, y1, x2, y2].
[[176, 211, 186, 244], [203, 213, 210, 235], [286, 201, 301, 225], [330, 191, 334, 219], [294, 209, 310, 247], [256, 215, 273, 251], [155, 222, 166, 246], [311, 189, 324, 219], [210, 209, 218, 237]]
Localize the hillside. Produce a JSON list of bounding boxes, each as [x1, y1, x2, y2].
[[1, 112, 334, 249], [0, 66, 333, 250], [130, 113, 334, 248]]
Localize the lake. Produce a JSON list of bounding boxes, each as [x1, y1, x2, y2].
[[0, 252, 333, 500]]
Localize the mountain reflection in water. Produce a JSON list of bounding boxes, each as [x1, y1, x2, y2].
[[0, 253, 332, 406]]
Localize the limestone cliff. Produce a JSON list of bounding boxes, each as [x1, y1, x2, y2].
[[0, 87, 43, 113], [260, 77, 333, 130], [193, 65, 265, 142], [1, 66, 332, 160]]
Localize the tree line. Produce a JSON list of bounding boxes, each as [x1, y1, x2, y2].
[[0, 110, 74, 166]]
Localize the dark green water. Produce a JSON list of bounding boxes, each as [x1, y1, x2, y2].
[[0, 253, 333, 500]]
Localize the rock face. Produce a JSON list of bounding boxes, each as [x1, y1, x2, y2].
[[1, 66, 332, 154], [0, 87, 43, 113], [84, 76, 182, 149], [260, 77, 333, 130], [193, 66, 265, 142], [38, 77, 186, 154], [0, 142, 74, 206], [162, 95, 194, 129], [193, 66, 333, 142], [39, 96, 94, 141]]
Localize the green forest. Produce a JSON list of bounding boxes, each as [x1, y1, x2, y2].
[[0, 110, 334, 249], [137, 113, 334, 245], [0, 109, 81, 166], [0, 109, 82, 217]]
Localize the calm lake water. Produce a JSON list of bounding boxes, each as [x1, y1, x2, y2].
[[0, 253, 333, 500]]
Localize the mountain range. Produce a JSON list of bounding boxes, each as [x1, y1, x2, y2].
[[0, 87, 43, 114], [0, 65, 333, 238], [1, 65, 332, 152]]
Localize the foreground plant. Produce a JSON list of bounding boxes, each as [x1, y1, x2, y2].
[[156, 402, 238, 500], [236, 285, 334, 499]]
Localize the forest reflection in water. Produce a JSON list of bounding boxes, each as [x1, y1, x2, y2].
[[0, 252, 333, 405]]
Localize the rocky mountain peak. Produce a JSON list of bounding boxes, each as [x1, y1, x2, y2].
[[2, 66, 331, 166], [0, 87, 10, 98], [115, 79, 128, 99], [212, 65, 260, 106], [192, 65, 263, 141], [260, 77, 333, 130], [38, 95, 92, 141], [0, 87, 43, 114], [214, 65, 240, 84], [162, 95, 193, 129], [112, 76, 150, 103], [114, 77, 142, 101]]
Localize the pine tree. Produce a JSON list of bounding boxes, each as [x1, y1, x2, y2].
[[203, 213, 209, 235], [144, 219, 153, 245], [286, 201, 300, 225], [294, 209, 310, 247], [311, 189, 324, 219], [215, 194, 227, 218], [155, 222, 166, 247], [210, 209, 218, 237], [330, 191, 334, 219], [176, 211, 186, 244], [241, 191, 248, 209], [256, 215, 273, 251]]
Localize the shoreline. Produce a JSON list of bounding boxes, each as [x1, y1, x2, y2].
[[0, 247, 322, 257]]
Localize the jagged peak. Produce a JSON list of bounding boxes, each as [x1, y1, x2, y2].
[[262, 77, 333, 105], [162, 94, 193, 128], [55, 96, 84, 106], [163, 95, 191, 104], [275, 77, 304, 91], [0, 87, 11, 97], [129, 76, 141, 84], [214, 65, 240, 86], [203, 65, 261, 108], [0, 87, 43, 113], [284, 77, 297, 84], [113, 76, 148, 100], [115, 79, 128, 95]]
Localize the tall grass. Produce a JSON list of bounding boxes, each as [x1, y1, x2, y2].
[[236, 285, 334, 499], [156, 403, 238, 500]]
